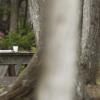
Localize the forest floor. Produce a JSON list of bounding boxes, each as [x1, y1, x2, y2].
[[0, 77, 16, 94], [0, 67, 100, 99]]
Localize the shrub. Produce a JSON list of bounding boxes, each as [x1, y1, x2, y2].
[[0, 32, 36, 51]]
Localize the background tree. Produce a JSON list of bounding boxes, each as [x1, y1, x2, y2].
[[0, 0, 10, 34], [9, 0, 18, 33], [0, 0, 30, 34], [28, 0, 40, 47]]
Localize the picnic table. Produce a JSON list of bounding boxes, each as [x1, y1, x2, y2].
[[0, 51, 34, 85], [0, 52, 34, 64]]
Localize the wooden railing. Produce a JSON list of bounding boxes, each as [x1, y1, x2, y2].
[[0, 52, 34, 85]]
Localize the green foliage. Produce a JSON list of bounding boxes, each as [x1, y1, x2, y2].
[[0, 84, 6, 94], [18, 15, 33, 35], [31, 47, 37, 53], [18, 23, 32, 34], [0, 32, 36, 50], [19, 32, 36, 50], [0, 1, 10, 19]]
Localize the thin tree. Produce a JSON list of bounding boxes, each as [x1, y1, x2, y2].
[[9, 0, 18, 33]]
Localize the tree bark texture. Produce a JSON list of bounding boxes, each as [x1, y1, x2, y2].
[[28, 0, 40, 47], [76, 0, 100, 99]]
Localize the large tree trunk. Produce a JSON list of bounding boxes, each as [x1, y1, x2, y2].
[[76, 0, 100, 99], [36, 0, 82, 100], [0, 0, 83, 100]]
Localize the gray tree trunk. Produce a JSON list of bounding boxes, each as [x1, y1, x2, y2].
[[76, 0, 100, 99], [28, 0, 40, 47]]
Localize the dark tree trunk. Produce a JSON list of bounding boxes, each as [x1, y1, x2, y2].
[[8, 65, 16, 76], [23, 0, 28, 28], [9, 0, 18, 33]]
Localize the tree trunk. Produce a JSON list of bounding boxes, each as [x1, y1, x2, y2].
[[0, 0, 88, 100], [23, 0, 28, 29], [76, 0, 100, 99], [37, 0, 82, 100], [28, 0, 40, 47], [9, 0, 18, 33], [8, 0, 18, 77]]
